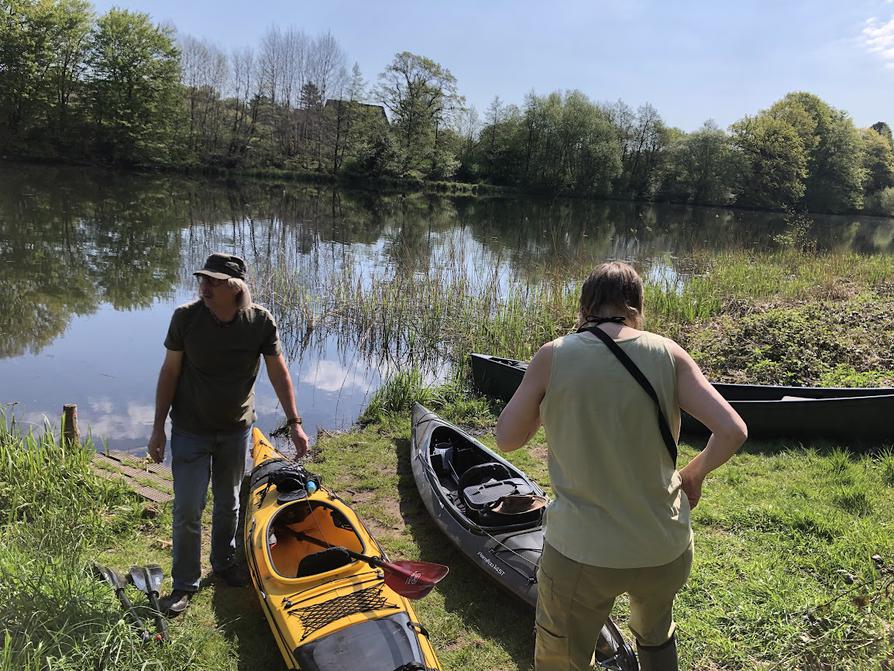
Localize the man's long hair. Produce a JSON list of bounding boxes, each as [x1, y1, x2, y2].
[[228, 278, 252, 310]]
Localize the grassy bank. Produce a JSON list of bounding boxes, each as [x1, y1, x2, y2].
[[3, 393, 893, 670], [351, 385, 894, 670]]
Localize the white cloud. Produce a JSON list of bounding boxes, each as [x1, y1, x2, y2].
[[13, 401, 155, 443], [89, 398, 114, 415], [253, 392, 284, 415], [86, 401, 155, 440], [305, 359, 373, 393], [862, 16, 894, 67]]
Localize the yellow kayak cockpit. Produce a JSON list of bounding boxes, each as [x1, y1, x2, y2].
[[266, 500, 366, 580], [245, 428, 442, 671]]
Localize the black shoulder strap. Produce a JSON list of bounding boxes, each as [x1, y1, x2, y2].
[[578, 326, 677, 466]]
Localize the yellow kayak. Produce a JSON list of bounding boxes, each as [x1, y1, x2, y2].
[[245, 428, 443, 671]]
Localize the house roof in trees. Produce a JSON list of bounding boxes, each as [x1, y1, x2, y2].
[[324, 99, 388, 123]]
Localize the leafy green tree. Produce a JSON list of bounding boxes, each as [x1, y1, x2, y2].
[[559, 91, 621, 195], [871, 121, 892, 146], [48, 0, 92, 143], [480, 96, 506, 177], [0, 0, 91, 153], [453, 104, 479, 181], [657, 121, 740, 205], [731, 112, 807, 209], [768, 92, 864, 212], [341, 104, 396, 178], [86, 8, 182, 164], [518, 90, 620, 195], [609, 103, 670, 198], [376, 51, 464, 178], [474, 100, 525, 186], [327, 62, 365, 172], [860, 127, 894, 195], [1, 1, 47, 146]]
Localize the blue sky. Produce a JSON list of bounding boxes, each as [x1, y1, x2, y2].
[[91, 0, 894, 132]]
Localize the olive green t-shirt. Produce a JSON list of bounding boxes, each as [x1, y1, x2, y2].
[[164, 300, 282, 434]]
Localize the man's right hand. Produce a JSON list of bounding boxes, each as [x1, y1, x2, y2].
[[290, 424, 310, 459], [148, 429, 166, 463]]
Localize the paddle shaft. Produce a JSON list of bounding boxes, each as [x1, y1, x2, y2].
[[288, 529, 388, 569], [146, 591, 169, 641], [115, 587, 152, 643], [279, 528, 447, 599], [129, 566, 169, 642], [284, 529, 445, 591], [93, 565, 151, 643]]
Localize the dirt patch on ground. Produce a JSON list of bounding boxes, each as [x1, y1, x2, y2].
[[345, 489, 376, 504], [529, 446, 548, 462], [361, 517, 396, 540], [346, 490, 405, 539]]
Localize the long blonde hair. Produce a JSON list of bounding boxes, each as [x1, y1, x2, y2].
[[577, 261, 644, 329], [228, 277, 252, 310]]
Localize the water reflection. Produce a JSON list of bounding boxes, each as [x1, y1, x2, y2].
[[3, 161, 894, 451]]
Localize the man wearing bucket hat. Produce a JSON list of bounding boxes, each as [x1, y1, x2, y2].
[[148, 252, 309, 615]]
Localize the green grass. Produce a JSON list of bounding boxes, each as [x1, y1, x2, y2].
[[3, 397, 894, 670], [881, 449, 894, 487], [360, 368, 494, 429]]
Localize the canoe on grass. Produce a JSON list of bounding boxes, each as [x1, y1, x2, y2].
[[411, 404, 639, 671], [245, 428, 442, 671], [470, 352, 894, 444]]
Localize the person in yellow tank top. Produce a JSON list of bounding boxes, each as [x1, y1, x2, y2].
[[496, 262, 747, 671]]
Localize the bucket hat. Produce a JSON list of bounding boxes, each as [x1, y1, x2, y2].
[[194, 253, 247, 281]]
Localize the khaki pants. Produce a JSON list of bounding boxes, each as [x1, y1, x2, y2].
[[534, 541, 693, 671]]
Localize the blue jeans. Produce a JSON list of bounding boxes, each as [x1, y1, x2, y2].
[[170, 426, 250, 592]]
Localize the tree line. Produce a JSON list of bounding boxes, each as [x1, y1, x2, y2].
[[3, 0, 894, 214]]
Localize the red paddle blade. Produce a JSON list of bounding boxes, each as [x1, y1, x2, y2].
[[385, 578, 435, 599], [380, 560, 449, 600]]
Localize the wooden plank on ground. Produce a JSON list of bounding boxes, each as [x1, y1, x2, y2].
[[96, 451, 173, 487], [91, 450, 173, 503]]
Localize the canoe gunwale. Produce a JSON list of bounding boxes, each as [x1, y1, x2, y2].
[[471, 352, 894, 444], [471, 352, 894, 400]]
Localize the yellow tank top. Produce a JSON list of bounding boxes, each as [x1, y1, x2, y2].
[[539, 330, 692, 568]]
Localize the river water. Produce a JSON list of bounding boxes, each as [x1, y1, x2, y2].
[[2, 161, 893, 454]]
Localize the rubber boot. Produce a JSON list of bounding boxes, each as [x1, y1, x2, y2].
[[636, 634, 678, 671]]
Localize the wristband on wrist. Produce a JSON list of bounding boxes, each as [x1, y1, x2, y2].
[[286, 416, 302, 426]]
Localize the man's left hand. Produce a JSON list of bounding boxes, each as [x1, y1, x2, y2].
[[290, 423, 309, 458]]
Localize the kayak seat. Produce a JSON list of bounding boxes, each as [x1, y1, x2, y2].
[[296, 547, 353, 578], [457, 462, 513, 497], [458, 462, 538, 526], [452, 445, 491, 477]]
